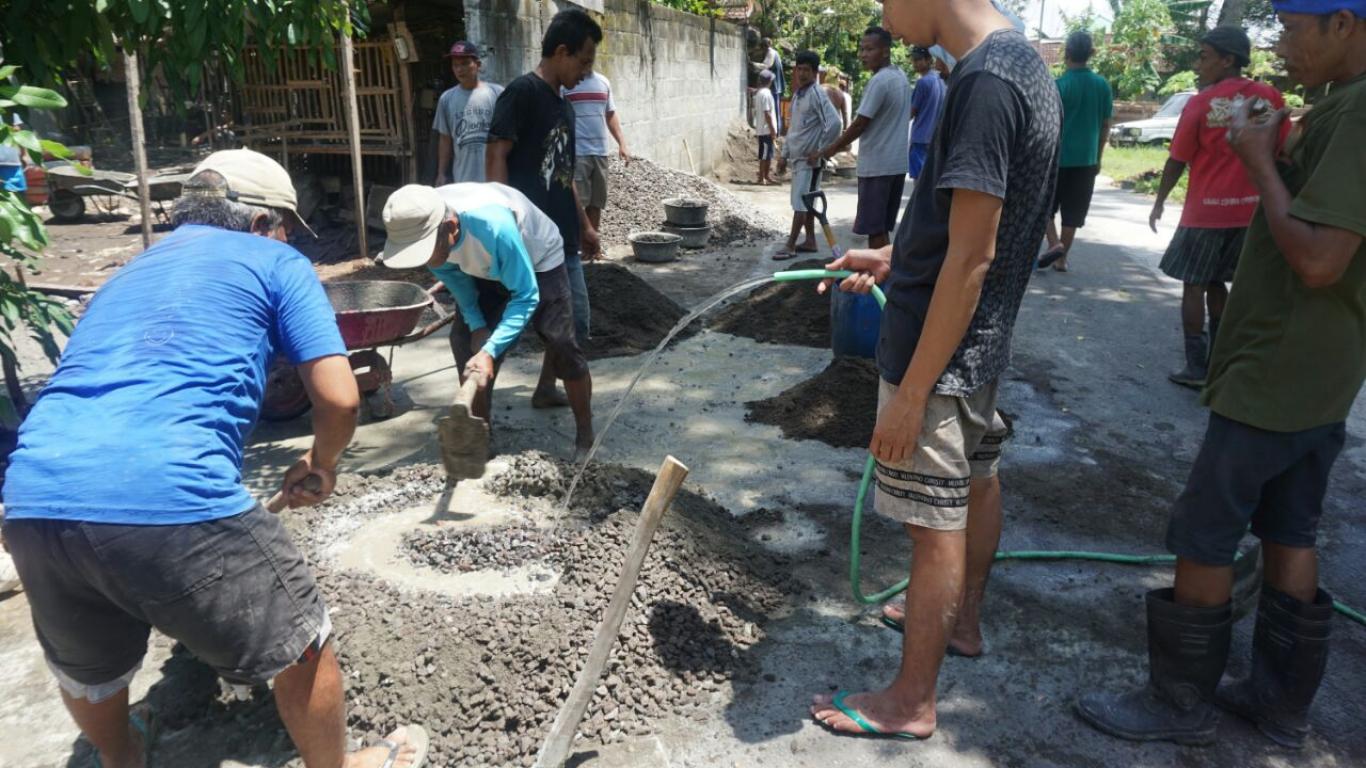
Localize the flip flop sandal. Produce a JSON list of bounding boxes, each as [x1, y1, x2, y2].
[[878, 615, 984, 658], [377, 724, 430, 768], [817, 690, 923, 741], [771, 250, 796, 261], [94, 712, 154, 768], [796, 245, 820, 253], [1036, 245, 1066, 270]]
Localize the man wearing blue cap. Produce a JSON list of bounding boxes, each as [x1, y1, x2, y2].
[[1078, 1, 1365, 749]]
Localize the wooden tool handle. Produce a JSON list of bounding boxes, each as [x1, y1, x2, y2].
[[534, 456, 689, 768], [266, 473, 324, 514]]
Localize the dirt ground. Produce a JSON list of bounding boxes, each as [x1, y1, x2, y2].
[[2, 173, 1364, 768]]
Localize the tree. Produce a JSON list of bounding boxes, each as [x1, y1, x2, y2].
[[0, 65, 76, 425], [1099, 0, 1177, 98], [0, 1, 365, 100]]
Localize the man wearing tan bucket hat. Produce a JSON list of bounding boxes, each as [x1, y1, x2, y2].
[[3, 148, 429, 768], [380, 182, 595, 460]]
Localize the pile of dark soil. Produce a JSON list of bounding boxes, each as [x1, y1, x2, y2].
[[264, 454, 803, 767], [582, 262, 696, 359], [709, 259, 830, 347], [746, 356, 879, 449]]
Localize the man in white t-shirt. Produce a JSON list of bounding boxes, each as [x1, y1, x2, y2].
[[753, 70, 778, 186], [564, 69, 629, 246], [811, 27, 912, 249], [433, 41, 504, 185]]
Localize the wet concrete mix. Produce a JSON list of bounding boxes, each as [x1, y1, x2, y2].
[[141, 455, 808, 767]]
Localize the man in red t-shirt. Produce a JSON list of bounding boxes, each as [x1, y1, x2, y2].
[[1149, 27, 1287, 388]]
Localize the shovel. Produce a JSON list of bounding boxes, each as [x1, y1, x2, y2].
[[801, 184, 843, 261], [437, 371, 491, 482]]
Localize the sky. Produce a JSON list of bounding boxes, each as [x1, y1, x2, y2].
[[1016, 0, 1114, 38]]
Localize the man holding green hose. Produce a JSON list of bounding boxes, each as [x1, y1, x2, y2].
[[808, 0, 1060, 741], [1078, 0, 1366, 749]]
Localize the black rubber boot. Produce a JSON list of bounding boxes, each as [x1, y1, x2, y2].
[[1169, 334, 1208, 389], [1076, 589, 1232, 745], [1216, 587, 1333, 749]]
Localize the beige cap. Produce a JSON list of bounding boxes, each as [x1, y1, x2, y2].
[[378, 185, 446, 269], [189, 149, 315, 238]]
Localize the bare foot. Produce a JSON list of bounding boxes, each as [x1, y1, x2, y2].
[[809, 689, 936, 739], [345, 726, 422, 768], [532, 388, 570, 409], [881, 600, 984, 658]]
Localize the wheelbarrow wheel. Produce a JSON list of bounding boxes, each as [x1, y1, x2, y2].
[[261, 360, 312, 422], [49, 190, 86, 223]]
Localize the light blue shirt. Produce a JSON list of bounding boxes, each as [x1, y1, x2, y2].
[[3, 226, 346, 524]]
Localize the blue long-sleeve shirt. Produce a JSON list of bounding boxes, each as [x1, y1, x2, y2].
[[429, 203, 540, 360]]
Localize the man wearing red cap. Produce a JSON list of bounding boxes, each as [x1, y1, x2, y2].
[[434, 41, 503, 185], [1078, 1, 1365, 749]]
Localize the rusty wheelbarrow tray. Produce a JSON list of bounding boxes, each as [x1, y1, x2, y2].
[[262, 281, 455, 422]]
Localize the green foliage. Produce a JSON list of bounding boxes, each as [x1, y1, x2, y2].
[[0, 1, 366, 103], [1283, 91, 1304, 108], [753, 0, 885, 88], [1104, 145, 1187, 201], [1247, 48, 1282, 82], [652, 0, 719, 17], [1160, 70, 1198, 96], [1098, 0, 1174, 99], [0, 63, 76, 427]]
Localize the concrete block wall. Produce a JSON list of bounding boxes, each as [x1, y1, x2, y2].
[[463, 0, 746, 175]]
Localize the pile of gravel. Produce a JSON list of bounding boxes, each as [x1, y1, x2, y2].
[[267, 453, 805, 767], [402, 521, 562, 574], [599, 156, 783, 248]]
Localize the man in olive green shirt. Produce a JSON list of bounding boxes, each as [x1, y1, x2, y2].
[[1040, 31, 1113, 272], [1079, 3, 1365, 749]]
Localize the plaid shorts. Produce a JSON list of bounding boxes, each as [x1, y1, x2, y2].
[[873, 379, 1009, 530], [1159, 226, 1245, 284]]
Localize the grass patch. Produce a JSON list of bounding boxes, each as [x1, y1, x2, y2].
[[1102, 145, 1187, 202]]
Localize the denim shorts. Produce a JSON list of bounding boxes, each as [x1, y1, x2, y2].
[[3, 504, 328, 701], [1166, 412, 1346, 566]]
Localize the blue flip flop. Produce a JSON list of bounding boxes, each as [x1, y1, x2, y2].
[[93, 712, 153, 768], [817, 690, 923, 741]]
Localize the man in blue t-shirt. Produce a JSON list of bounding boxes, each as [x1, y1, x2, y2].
[[908, 46, 946, 179], [1, 150, 428, 768]]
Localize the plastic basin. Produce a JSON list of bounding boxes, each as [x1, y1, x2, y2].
[[661, 223, 711, 249], [629, 232, 683, 263], [662, 197, 709, 227]]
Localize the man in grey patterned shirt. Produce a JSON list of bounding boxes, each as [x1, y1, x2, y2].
[[809, 0, 1061, 741]]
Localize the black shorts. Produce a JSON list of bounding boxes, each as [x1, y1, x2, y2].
[[1166, 412, 1346, 566], [757, 136, 775, 161], [2, 504, 328, 699], [450, 264, 589, 383], [1053, 165, 1099, 229], [853, 174, 906, 237]]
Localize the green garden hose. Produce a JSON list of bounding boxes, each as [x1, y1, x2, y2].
[[772, 269, 1366, 628]]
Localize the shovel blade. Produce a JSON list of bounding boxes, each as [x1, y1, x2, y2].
[[437, 398, 490, 482]]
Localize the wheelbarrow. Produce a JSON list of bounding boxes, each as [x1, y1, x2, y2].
[[45, 164, 189, 223], [261, 281, 455, 422]]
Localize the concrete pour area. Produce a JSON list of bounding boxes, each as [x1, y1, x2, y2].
[[2, 178, 1363, 768]]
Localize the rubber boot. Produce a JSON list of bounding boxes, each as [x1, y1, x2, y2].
[[1076, 589, 1232, 745], [1169, 334, 1208, 389], [1216, 587, 1333, 749]]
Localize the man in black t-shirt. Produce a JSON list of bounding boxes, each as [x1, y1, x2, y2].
[[487, 9, 601, 459], [809, 0, 1061, 741]]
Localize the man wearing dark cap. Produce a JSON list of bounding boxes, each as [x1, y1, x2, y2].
[[1039, 30, 1113, 272], [434, 41, 503, 185], [1078, 0, 1366, 749], [1148, 27, 1287, 388]]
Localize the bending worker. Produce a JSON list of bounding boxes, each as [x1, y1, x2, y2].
[[380, 183, 595, 459]]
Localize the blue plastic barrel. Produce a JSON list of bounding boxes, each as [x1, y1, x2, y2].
[[830, 289, 880, 358]]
